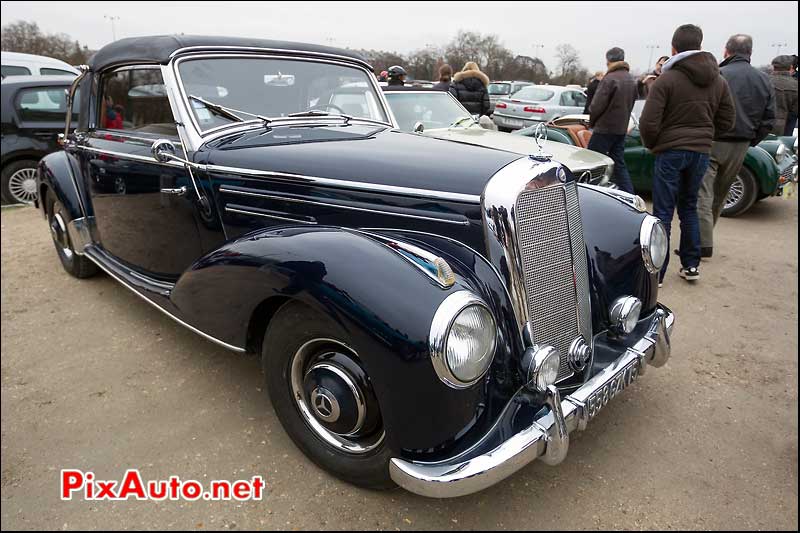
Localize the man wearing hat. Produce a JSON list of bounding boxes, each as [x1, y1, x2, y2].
[[769, 55, 798, 135]]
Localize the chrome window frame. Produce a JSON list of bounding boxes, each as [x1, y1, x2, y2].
[[168, 51, 397, 150]]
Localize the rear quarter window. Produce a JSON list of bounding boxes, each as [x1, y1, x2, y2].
[[15, 86, 78, 122], [2, 65, 31, 77]]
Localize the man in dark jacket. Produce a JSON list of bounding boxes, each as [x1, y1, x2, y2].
[[769, 55, 798, 135], [386, 65, 408, 88], [640, 24, 736, 285], [449, 62, 491, 116], [698, 34, 775, 257], [587, 47, 638, 193], [583, 71, 604, 113]]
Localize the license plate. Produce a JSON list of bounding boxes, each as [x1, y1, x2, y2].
[[504, 118, 523, 127], [585, 359, 641, 420]]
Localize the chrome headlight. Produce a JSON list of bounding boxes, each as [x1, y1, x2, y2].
[[775, 143, 786, 163], [640, 215, 668, 274], [430, 291, 497, 388]]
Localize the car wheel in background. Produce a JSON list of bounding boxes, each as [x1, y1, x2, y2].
[[262, 300, 395, 489], [46, 191, 99, 278], [722, 166, 758, 217], [2, 160, 40, 204]]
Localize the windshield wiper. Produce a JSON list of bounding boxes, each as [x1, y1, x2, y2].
[[288, 110, 353, 124], [449, 116, 475, 128], [188, 95, 272, 126]]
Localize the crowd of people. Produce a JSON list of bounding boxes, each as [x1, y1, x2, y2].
[[378, 25, 797, 287]]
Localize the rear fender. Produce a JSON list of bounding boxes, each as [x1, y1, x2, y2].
[[744, 146, 780, 195]]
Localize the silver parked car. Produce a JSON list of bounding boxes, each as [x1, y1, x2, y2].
[[493, 85, 587, 132], [487, 80, 533, 109]]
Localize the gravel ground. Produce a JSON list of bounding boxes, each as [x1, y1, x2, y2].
[[1, 199, 797, 531]]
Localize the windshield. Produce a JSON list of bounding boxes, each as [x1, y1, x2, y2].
[[488, 83, 511, 95], [384, 92, 472, 132], [513, 86, 555, 102], [177, 57, 389, 132]]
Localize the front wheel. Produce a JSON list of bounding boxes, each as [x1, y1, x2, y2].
[[46, 191, 98, 278], [2, 160, 39, 204], [721, 166, 758, 217], [262, 300, 395, 489]]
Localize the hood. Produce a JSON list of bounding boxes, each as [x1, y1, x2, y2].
[[607, 61, 630, 73], [663, 50, 719, 87], [453, 69, 490, 87], [197, 124, 521, 198], [425, 126, 613, 173]]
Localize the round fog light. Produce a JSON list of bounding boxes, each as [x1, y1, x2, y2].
[[610, 296, 642, 335], [522, 345, 561, 392]]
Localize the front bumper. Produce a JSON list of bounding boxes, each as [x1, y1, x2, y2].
[[390, 304, 674, 498]]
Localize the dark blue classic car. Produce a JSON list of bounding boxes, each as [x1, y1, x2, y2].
[[37, 36, 674, 498]]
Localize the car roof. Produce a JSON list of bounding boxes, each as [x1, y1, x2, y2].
[[382, 86, 443, 92], [1, 50, 76, 68], [0, 75, 76, 87], [87, 34, 369, 72]]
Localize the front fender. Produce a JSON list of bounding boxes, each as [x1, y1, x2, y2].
[[744, 146, 780, 195], [37, 150, 86, 220], [169, 225, 486, 452]]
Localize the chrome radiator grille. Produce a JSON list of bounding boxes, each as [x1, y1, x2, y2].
[[515, 182, 592, 381]]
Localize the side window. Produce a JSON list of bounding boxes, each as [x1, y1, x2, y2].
[[560, 92, 575, 107], [16, 87, 79, 122], [40, 68, 76, 77], [99, 67, 177, 137], [572, 91, 587, 108], [2, 65, 31, 77]]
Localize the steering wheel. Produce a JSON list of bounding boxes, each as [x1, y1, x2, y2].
[[305, 103, 347, 114]]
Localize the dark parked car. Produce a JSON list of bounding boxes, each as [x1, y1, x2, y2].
[[1, 76, 78, 204], [38, 35, 674, 498]]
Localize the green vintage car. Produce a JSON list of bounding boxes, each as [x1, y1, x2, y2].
[[517, 101, 798, 217]]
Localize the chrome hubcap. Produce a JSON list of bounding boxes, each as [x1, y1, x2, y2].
[[49, 211, 73, 259], [8, 167, 38, 204], [725, 175, 745, 210], [290, 338, 383, 454]]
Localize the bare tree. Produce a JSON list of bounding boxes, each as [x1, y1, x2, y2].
[[555, 44, 581, 77], [1, 20, 92, 64]]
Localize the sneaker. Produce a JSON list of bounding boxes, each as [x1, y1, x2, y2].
[[679, 267, 700, 281], [658, 282, 663, 288]]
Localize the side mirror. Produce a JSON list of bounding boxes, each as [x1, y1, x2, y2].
[[151, 139, 178, 163], [413, 121, 425, 133]]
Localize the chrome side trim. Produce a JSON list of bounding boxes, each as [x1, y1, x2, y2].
[[65, 216, 98, 255], [76, 145, 191, 169], [209, 165, 481, 203], [83, 247, 246, 353], [390, 304, 674, 498], [219, 186, 470, 225], [224, 206, 316, 225]]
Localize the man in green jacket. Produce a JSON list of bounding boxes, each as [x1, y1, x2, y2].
[[769, 55, 798, 135], [639, 24, 736, 285]]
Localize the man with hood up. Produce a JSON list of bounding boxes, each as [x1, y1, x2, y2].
[[640, 24, 736, 286]]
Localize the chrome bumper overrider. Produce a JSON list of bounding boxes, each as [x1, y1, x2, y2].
[[389, 305, 674, 498]]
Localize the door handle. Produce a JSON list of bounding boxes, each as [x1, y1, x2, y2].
[[160, 186, 187, 196]]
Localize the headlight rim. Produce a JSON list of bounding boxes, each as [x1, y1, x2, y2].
[[640, 215, 667, 274], [429, 290, 497, 389]]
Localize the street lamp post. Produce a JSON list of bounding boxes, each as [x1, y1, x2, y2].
[[646, 44, 660, 70], [531, 43, 545, 57], [104, 15, 120, 42], [771, 42, 788, 56]]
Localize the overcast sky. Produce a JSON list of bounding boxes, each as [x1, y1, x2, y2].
[[1, 1, 797, 73]]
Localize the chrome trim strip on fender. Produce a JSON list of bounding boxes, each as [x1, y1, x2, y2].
[[209, 164, 481, 203], [224, 205, 317, 225], [83, 247, 246, 353], [219, 186, 471, 225], [390, 304, 674, 498]]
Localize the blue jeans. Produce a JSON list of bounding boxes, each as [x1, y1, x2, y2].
[[652, 149, 710, 281], [586, 133, 635, 193]]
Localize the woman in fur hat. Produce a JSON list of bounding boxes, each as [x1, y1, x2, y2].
[[449, 61, 491, 116]]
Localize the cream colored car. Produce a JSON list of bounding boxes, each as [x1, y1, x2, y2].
[[383, 88, 613, 185]]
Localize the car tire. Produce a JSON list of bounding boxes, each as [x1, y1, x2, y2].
[[721, 166, 758, 217], [46, 190, 99, 278], [2, 159, 40, 205], [262, 300, 396, 489]]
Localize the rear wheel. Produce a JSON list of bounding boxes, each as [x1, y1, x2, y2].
[[46, 191, 98, 278], [722, 166, 758, 217], [2, 160, 39, 204], [262, 300, 395, 489]]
